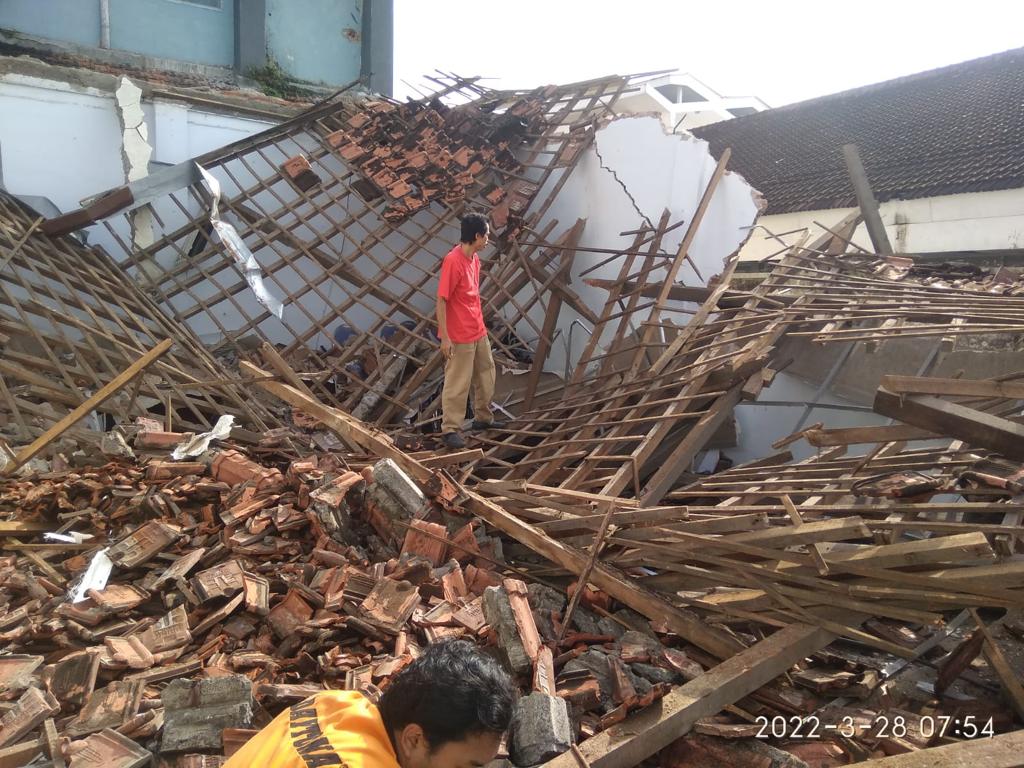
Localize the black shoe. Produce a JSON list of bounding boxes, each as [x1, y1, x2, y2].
[[442, 432, 467, 449], [471, 419, 507, 431]]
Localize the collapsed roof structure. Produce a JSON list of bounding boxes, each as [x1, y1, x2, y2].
[[3, 70, 1024, 767]]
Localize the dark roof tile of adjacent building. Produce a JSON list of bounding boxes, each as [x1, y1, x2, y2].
[[692, 47, 1024, 214]]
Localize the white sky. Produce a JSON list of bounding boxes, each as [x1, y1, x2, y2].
[[393, 1, 1024, 107]]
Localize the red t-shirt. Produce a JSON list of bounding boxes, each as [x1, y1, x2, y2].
[[438, 244, 487, 344]]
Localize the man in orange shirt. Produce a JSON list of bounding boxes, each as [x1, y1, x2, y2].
[[436, 212, 503, 449], [224, 640, 515, 768]]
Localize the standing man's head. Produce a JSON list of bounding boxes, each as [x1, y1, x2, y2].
[[460, 212, 490, 255], [379, 639, 516, 768]]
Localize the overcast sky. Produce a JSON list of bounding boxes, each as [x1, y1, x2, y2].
[[393, 1, 1023, 107]]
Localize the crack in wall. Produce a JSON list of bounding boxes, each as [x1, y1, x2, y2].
[[594, 141, 654, 232]]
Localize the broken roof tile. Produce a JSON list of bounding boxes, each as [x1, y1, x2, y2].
[[267, 589, 314, 640], [0, 654, 43, 694], [359, 578, 420, 635], [42, 649, 102, 708], [190, 560, 246, 603], [399, 519, 447, 567], [0, 686, 60, 747], [106, 521, 181, 569], [87, 584, 150, 613], [67, 728, 151, 768], [66, 680, 143, 738]]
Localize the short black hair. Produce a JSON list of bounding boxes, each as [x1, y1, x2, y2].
[[378, 639, 515, 751], [460, 212, 489, 244]]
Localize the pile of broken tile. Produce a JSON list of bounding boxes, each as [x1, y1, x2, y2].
[[319, 93, 543, 227], [0, 432, 714, 767], [5, 418, 1024, 767]]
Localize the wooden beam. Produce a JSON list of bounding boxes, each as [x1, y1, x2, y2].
[[881, 375, 1024, 400], [540, 623, 834, 768], [852, 729, 1024, 767], [260, 342, 315, 398], [971, 609, 1024, 721], [524, 220, 583, 409], [0, 739, 43, 768], [874, 387, 1024, 460], [0, 522, 51, 534], [244, 363, 745, 660], [805, 423, 939, 447], [640, 382, 745, 505], [2, 339, 173, 475], [841, 143, 893, 255], [779, 532, 995, 572], [632, 149, 731, 371], [556, 502, 615, 645]]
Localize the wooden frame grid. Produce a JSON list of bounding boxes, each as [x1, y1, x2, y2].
[[88, 74, 628, 429], [0, 193, 279, 443]]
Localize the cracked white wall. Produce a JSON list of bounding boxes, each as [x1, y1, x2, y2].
[[0, 72, 274, 234], [525, 114, 763, 379]]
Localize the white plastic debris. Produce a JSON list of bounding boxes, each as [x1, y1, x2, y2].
[[171, 414, 235, 460], [70, 549, 114, 603], [197, 163, 285, 320], [44, 532, 94, 544]]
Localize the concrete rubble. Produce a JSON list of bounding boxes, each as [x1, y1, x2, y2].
[[509, 693, 573, 766]]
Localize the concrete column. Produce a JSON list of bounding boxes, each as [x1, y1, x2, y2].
[[361, 0, 393, 96], [234, 0, 267, 76]]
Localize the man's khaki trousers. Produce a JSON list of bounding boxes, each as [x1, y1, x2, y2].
[[441, 336, 495, 434]]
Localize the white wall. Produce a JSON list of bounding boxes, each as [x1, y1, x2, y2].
[[0, 73, 275, 216], [739, 187, 1024, 261], [530, 114, 763, 377]]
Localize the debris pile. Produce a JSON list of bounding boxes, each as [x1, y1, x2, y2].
[[0, 437, 706, 765], [4, 372, 1024, 766], [4, 72, 1024, 768]]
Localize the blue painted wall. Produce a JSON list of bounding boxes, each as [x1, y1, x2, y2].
[[0, 0, 234, 68], [1, 0, 390, 87], [109, 0, 234, 67], [0, 0, 102, 48], [266, 0, 362, 85]]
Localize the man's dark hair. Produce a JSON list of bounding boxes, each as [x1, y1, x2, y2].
[[378, 639, 515, 750], [460, 212, 489, 244]]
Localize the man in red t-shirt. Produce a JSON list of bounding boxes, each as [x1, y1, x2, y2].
[[436, 212, 503, 449]]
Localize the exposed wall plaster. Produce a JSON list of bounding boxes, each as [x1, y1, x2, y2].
[[114, 76, 156, 255]]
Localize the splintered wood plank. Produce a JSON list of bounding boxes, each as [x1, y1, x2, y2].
[[780, 532, 996, 572], [971, 609, 1024, 721], [540, 623, 834, 768], [874, 388, 1024, 460]]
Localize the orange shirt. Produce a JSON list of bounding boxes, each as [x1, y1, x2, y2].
[[223, 690, 401, 768], [438, 244, 487, 344]]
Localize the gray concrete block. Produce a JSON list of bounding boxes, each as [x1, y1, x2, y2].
[[482, 586, 531, 678], [370, 458, 430, 518], [509, 692, 572, 766], [160, 674, 253, 753], [365, 459, 431, 544], [630, 662, 676, 685]]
